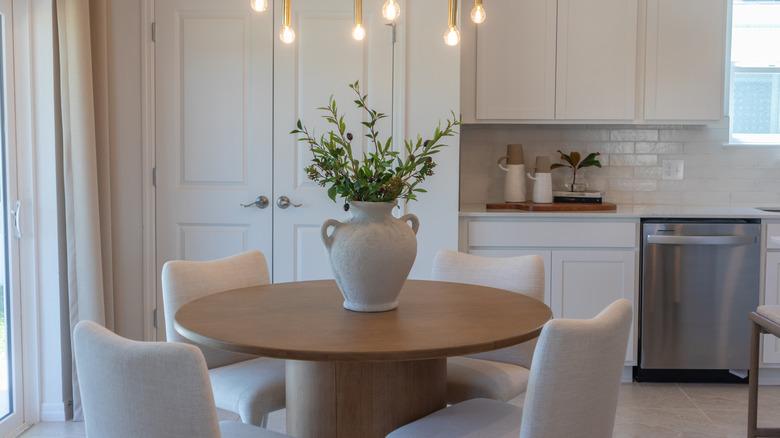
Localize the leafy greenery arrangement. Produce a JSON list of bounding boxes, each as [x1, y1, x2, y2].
[[292, 82, 460, 204], [551, 150, 602, 191]]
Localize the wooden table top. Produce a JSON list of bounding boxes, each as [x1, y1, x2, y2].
[[175, 280, 553, 361]]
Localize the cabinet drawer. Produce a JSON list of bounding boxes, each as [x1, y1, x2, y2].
[[467, 220, 638, 248], [768, 224, 780, 249]]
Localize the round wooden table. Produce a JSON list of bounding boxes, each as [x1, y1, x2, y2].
[[175, 280, 552, 438]]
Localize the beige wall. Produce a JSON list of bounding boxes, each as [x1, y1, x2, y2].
[[107, 0, 145, 339]]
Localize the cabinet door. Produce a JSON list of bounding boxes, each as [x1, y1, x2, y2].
[[764, 252, 780, 364], [556, 0, 638, 120], [644, 0, 726, 121], [155, 0, 274, 339], [469, 249, 553, 306], [552, 250, 638, 363], [474, 0, 556, 120]]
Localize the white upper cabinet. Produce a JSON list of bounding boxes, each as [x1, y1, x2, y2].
[[463, 0, 728, 124], [555, 0, 638, 120], [644, 0, 727, 122], [474, 0, 557, 120]]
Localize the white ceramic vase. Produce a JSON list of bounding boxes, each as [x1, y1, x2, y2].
[[321, 201, 419, 312], [498, 159, 527, 203], [528, 172, 553, 204]]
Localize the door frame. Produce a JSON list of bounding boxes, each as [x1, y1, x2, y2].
[[139, 0, 408, 340], [6, 0, 52, 431], [141, 0, 156, 340]]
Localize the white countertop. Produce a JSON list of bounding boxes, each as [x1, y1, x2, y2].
[[460, 204, 780, 219]]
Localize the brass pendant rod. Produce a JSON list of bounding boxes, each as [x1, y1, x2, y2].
[[448, 0, 458, 28], [284, 0, 292, 27], [354, 0, 363, 26]]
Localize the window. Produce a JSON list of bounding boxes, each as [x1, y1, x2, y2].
[[730, 0, 780, 144]]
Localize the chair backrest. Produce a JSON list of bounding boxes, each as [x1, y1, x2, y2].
[[432, 250, 545, 367], [162, 250, 269, 368], [74, 321, 221, 438], [519, 300, 633, 438]]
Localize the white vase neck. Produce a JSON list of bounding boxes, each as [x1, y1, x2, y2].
[[349, 201, 396, 221]]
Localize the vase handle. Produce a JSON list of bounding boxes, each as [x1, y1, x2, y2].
[[401, 214, 420, 235], [497, 156, 509, 172], [321, 219, 342, 250]]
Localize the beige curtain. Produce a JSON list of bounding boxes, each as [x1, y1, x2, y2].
[[56, 0, 114, 420]]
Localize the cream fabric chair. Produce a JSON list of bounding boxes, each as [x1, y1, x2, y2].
[[73, 321, 290, 438], [432, 250, 545, 403], [387, 299, 633, 438], [162, 251, 285, 426]]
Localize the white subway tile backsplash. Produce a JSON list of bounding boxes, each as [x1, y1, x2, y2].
[[681, 191, 731, 206], [610, 154, 659, 167], [634, 166, 663, 179], [731, 192, 780, 204], [636, 142, 683, 154], [633, 191, 682, 205], [597, 142, 635, 154], [611, 129, 659, 141], [609, 179, 658, 192], [460, 124, 780, 208]]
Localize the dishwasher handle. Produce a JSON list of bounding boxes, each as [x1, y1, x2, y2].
[[646, 234, 757, 246]]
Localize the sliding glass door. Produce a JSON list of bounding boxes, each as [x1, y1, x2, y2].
[[0, 0, 24, 434]]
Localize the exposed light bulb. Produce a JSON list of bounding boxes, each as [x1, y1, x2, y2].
[[280, 25, 296, 44], [352, 24, 366, 40], [443, 26, 460, 46], [382, 0, 400, 21], [250, 0, 268, 12], [470, 4, 486, 23]]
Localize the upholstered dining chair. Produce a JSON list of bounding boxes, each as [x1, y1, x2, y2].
[[387, 299, 633, 438], [73, 321, 290, 438], [162, 251, 285, 426], [748, 306, 780, 438], [432, 250, 545, 404]]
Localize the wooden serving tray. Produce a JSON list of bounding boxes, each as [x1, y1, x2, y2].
[[486, 202, 618, 212]]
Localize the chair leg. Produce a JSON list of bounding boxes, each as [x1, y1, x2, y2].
[[749, 321, 760, 438]]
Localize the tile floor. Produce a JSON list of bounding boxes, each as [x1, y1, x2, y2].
[[17, 383, 780, 438]]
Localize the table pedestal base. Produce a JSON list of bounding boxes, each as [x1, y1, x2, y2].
[[285, 358, 447, 438]]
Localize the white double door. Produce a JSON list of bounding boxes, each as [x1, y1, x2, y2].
[[155, 0, 396, 337]]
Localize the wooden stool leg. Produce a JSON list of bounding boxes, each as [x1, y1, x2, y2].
[[749, 321, 760, 438]]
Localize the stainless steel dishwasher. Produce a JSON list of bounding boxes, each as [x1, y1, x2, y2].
[[638, 220, 760, 381]]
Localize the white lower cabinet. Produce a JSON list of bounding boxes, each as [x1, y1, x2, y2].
[[551, 250, 638, 363], [763, 251, 780, 364], [462, 218, 639, 365]]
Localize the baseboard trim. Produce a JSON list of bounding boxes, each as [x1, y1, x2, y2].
[[10, 423, 32, 438], [40, 402, 71, 422], [758, 368, 780, 385], [622, 366, 633, 383]]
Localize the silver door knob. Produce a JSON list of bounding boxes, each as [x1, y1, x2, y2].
[[277, 196, 303, 209], [241, 196, 270, 209]]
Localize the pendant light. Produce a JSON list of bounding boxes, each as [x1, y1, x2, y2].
[[353, 0, 366, 40], [470, 0, 486, 24], [443, 0, 460, 46], [280, 0, 296, 44], [382, 0, 401, 21], [250, 0, 268, 13]]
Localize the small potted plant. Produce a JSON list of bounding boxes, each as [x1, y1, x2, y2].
[[551, 150, 602, 192], [292, 81, 460, 312]]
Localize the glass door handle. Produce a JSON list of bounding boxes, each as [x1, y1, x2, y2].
[[10, 200, 20, 239], [241, 196, 270, 209]]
